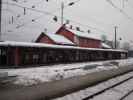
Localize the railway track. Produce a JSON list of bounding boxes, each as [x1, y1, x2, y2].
[[54, 71, 133, 100], [119, 89, 133, 100], [83, 74, 133, 100]]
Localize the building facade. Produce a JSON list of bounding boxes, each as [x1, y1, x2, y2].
[[36, 32, 74, 46], [56, 26, 101, 48]]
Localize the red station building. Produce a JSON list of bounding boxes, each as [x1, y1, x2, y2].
[[36, 32, 74, 46], [34, 25, 111, 49], [56, 26, 102, 48]]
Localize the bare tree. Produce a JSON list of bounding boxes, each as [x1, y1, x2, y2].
[[101, 34, 107, 42]]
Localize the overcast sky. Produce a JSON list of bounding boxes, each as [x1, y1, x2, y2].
[[1, 0, 133, 44]]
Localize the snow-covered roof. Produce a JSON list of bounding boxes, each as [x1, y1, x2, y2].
[[0, 41, 127, 52], [101, 43, 111, 49], [66, 28, 101, 40], [44, 33, 74, 45]]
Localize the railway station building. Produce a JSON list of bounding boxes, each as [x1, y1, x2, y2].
[[36, 32, 75, 46], [56, 26, 102, 48]]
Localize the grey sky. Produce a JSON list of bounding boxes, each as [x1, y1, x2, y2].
[[1, 0, 133, 44]]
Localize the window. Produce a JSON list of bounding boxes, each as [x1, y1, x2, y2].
[[25, 55, 29, 60], [43, 54, 47, 62], [33, 54, 39, 60], [2, 50, 6, 55], [0, 49, 1, 55]]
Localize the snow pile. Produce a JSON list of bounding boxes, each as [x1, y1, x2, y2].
[[115, 58, 133, 67], [1, 58, 133, 86]]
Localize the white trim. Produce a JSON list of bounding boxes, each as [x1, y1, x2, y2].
[[0, 41, 127, 52]]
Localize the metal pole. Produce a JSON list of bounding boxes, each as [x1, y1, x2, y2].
[[115, 26, 117, 49], [0, 0, 2, 41], [61, 2, 64, 26], [122, 0, 125, 8]]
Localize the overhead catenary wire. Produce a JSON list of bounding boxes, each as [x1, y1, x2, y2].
[[2, 8, 17, 15], [31, 0, 44, 8], [15, 14, 44, 29], [3, 0, 45, 26], [59, 0, 114, 28], [2, 0, 83, 25], [125, 0, 133, 9], [3, 1, 111, 34], [2, 1, 56, 30], [2, 2, 55, 16], [67, 19, 110, 34], [3, 0, 111, 27], [106, 0, 133, 22], [2, 8, 22, 26]]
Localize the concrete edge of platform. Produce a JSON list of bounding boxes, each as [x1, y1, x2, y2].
[[0, 65, 133, 100]]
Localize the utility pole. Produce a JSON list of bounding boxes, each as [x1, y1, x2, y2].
[[61, 2, 64, 26], [114, 26, 117, 49], [0, 0, 2, 41]]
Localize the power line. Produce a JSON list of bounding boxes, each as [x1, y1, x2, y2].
[[3, 1, 110, 34], [15, 14, 44, 29], [125, 0, 133, 9], [2, 8, 17, 15], [31, 0, 44, 8], [106, 0, 133, 22], [3, 2, 55, 16], [67, 19, 110, 34], [2, 1, 56, 29], [2, 1, 79, 27], [60, 0, 114, 28], [3, 0, 111, 28]]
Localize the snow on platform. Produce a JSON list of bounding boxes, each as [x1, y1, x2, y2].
[[0, 58, 133, 86]]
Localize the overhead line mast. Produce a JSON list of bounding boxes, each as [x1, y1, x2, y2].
[[61, 2, 64, 26], [114, 26, 117, 49]]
